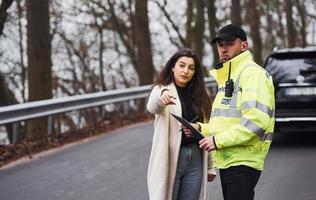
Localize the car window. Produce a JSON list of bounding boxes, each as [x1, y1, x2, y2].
[[265, 57, 316, 83]]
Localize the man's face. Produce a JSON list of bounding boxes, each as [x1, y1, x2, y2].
[[217, 39, 248, 62]]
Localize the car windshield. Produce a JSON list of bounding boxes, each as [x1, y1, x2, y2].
[[265, 54, 316, 83]]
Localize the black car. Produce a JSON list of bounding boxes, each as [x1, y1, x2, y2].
[[263, 47, 316, 133]]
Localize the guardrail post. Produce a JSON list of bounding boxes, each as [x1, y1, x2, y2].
[[100, 106, 105, 119], [12, 123, 19, 144], [48, 116, 53, 136], [123, 102, 128, 115], [77, 111, 81, 129]]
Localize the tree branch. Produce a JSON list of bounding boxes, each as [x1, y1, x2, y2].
[[0, 0, 14, 35], [307, 13, 316, 19], [153, 0, 186, 46]]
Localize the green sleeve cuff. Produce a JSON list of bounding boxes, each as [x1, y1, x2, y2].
[[213, 135, 222, 149], [197, 122, 211, 136]]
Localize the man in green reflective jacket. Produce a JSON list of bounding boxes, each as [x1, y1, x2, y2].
[[196, 24, 275, 200]]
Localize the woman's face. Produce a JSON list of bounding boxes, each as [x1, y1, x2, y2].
[[172, 56, 195, 87]]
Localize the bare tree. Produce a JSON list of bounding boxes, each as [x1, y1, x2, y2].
[[185, 0, 193, 47], [231, 0, 242, 26], [0, 0, 15, 101], [285, 0, 297, 47], [183, 0, 206, 64], [0, 75, 19, 143], [263, 1, 277, 53], [275, 0, 286, 48], [26, 0, 52, 140], [192, 0, 205, 62], [0, 0, 14, 35], [206, 0, 219, 66], [0, 0, 21, 143], [246, 0, 263, 64], [89, 0, 154, 87], [106, 0, 138, 69], [17, 0, 26, 102], [295, 0, 307, 47], [91, 12, 108, 92], [153, 0, 186, 47], [0, 0, 16, 102], [134, 0, 154, 85]]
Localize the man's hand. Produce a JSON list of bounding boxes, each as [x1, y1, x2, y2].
[[160, 90, 176, 105], [199, 136, 216, 152]]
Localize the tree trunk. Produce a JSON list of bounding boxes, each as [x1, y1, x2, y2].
[[265, 1, 276, 52], [192, 0, 205, 64], [246, 0, 263, 65], [296, 0, 307, 47], [285, 0, 296, 47], [231, 0, 242, 26], [26, 0, 52, 140], [0, 75, 19, 143], [275, 0, 286, 48], [185, 0, 193, 48], [206, 0, 219, 66], [17, 0, 26, 102], [134, 0, 154, 111], [107, 0, 138, 70], [98, 27, 107, 91], [134, 0, 154, 85]]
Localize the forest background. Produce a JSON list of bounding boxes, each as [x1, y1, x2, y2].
[[0, 0, 315, 146]]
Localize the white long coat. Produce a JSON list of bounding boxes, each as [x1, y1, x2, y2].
[[146, 83, 211, 200]]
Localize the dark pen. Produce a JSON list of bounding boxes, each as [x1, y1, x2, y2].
[[179, 116, 199, 132]]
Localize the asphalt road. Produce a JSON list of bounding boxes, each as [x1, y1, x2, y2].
[[0, 122, 316, 200]]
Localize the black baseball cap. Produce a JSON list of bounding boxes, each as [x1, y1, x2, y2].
[[211, 24, 247, 44]]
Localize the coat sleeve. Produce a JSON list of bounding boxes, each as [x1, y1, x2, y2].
[[198, 122, 212, 137], [215, 67, 275, 148], [207, 153, 216, 175], [147, 85, 169, 114]]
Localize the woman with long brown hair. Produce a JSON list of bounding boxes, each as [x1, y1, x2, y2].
[[147, 48, 216, 200]]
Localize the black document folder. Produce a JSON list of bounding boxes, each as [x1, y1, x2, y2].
[[170, 113, 205, 141]]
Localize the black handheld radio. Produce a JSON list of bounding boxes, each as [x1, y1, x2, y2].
[[225, 62, 234, 97]]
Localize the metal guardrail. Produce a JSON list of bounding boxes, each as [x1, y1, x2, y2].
[[0, 78, 216, 126], [0, 85, 151, 125], [0, 78, 216, 144]]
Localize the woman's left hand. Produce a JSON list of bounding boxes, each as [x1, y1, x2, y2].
[[182, 126, 193, 138], [208, 173, 216, 182], [182, 123, 200, 138]]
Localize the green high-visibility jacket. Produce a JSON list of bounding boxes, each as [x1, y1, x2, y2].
[[199, 50, 275, 171]]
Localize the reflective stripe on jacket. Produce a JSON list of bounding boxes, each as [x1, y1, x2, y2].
[[200, 50, 275, 171]]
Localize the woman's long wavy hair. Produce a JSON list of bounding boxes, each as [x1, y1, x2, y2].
[[155, 48, 212, 121]]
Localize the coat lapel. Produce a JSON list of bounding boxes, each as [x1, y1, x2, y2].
[[169, 83, 182, 126]]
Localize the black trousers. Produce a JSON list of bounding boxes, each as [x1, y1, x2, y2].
[[219, 165, 261, 200]]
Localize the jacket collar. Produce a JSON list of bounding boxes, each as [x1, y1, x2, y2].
[[210, 50, 253, 83]]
